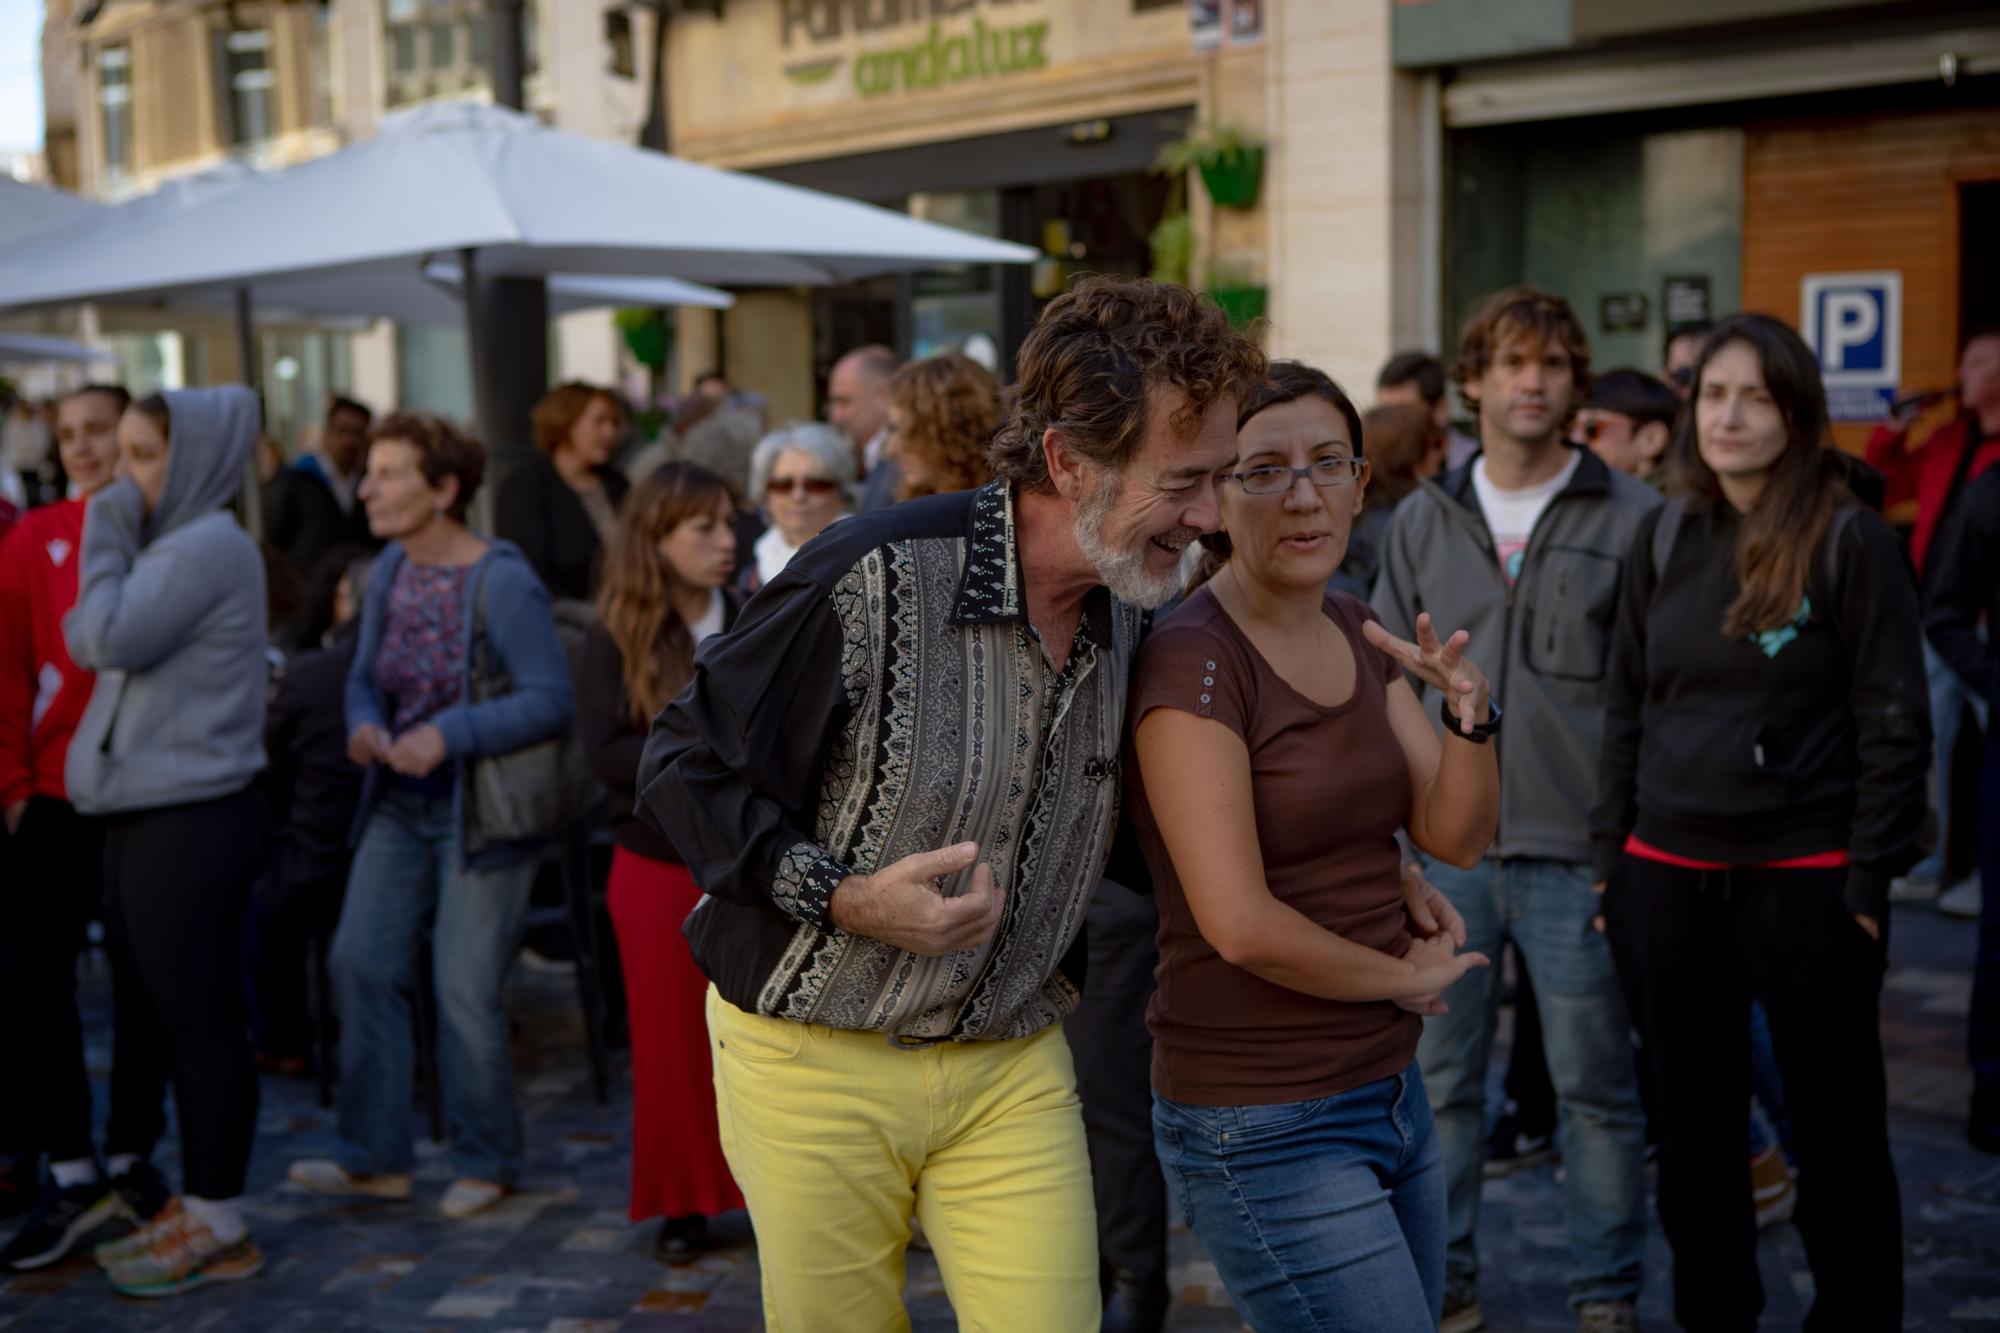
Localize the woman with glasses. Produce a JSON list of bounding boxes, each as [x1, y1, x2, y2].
[[742, 423, 857, 594], [1126, 361, 1500, 1331]]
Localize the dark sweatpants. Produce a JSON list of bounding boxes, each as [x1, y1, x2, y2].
[[102, 787, 271, 1200], [1066, 878, 1169, 1284], [1604, 855, 1902, 1333], [0, 796, 168, 1166]]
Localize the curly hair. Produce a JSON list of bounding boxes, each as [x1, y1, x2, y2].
[[531, 381, 624, 457], [1452, 285, 1592, 416], [988, 277, 1266, 492], [369, 411, 485, 521], [595, 462, 736, 725], [891, 353, 1000, 500]]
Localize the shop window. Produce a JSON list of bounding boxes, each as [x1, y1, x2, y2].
[[605, 9, 636, 79], [383, 0, 539, 106], [218, 27, 276, 147], [98, 43, 132, 180]]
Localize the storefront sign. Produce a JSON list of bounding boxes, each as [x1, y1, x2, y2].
[[1662, 275, 1711, 329], [1600, 292, 1649, 334], [1802, 271, 1902, 421], [779, 0, 1048, 97]]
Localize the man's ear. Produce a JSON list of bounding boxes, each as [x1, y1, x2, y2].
[[1636, 420, 1671, 462], [1042, 427, 1089, 502]]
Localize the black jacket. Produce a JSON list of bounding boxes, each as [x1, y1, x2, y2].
[[264, 467, 376, 579], [577, 595, 741, 864], [1925, 463, 2000, 707], [1592, 496, 1930, 920], [263, 629, 365, 876], [495, 455, 629, 602]]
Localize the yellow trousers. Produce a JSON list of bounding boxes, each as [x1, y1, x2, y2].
[[707, 987, 1101, 1332]]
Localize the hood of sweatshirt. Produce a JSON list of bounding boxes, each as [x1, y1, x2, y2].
[[148, 385, 260, 546]]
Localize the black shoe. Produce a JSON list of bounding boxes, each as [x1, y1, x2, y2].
[[1, 1177, 126, 1271], [654, 1214, 709, 1263], [110, 1160, 172, 1225], [1973, 1085, 2000, 1156], [1101, 1265, 1170, 1333]]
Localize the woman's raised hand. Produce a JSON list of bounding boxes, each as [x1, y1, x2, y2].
[[1363, 613, 1493, 735]]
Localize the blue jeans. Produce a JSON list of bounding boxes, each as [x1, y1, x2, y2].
[[1152, 1066, 1445, 1333], [1915, 636, 1986, 881], [330, 786, 537, 1185], [1415, 856, 1647, 1309]]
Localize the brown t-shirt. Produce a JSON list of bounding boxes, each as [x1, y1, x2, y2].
[[1127, 587, 1420, 1106]]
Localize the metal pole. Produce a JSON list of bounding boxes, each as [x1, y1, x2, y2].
[[234, 285, 265, 539], [469, 0, 546, 500]]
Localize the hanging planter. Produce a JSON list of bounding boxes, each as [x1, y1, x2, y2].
[[1199, 147, 1264, 210], [1208, 284, 1268, 330], [1155, 122, 1268, 213]]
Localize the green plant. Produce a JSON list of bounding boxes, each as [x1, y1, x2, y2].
[[1148, 211, 1194, 288], [1155, 120, 1267, 211], [1203, 260, 1267, 330], [1153, 121, 1262, 176], [614, 307, 671, 373]]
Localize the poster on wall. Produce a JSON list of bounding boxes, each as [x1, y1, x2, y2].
[[1231, 0, 1264, 45], [1801, 271, 1903, 422], [1663, 275, 1712, 330], [1601, 293, 1650, 334], [1190, 0, 1223, 51]]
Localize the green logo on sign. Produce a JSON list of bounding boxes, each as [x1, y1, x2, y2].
[[853, 19, 1049, 95]]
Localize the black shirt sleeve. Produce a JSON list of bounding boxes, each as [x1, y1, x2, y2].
[[633, 568, 855, 931], [577, 621, 643, 796], [1591, 505, 1664, 884], [1924, 473, 2000, 707], [1833, 509, 1933, 920]]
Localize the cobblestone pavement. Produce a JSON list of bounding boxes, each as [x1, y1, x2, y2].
[[4, 905, 1997, 1332]]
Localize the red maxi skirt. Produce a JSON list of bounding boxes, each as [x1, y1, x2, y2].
[[605, 847, 744, 1221]]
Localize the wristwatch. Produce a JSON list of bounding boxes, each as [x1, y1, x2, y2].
[[1440, 696, 1502, 744]]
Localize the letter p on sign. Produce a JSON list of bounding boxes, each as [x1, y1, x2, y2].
[[1801, 271, 1902, 421]]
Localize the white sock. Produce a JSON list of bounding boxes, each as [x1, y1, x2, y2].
[[49, 1158, 100, 1189], [180, 1194, 247, 1245], [106, 1154, 141, 1178]]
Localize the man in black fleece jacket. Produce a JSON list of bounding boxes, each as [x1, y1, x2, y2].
[[1923, 469, 2000, 1153]]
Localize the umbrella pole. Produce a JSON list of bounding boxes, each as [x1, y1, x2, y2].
[[235, 285, 266, 541]]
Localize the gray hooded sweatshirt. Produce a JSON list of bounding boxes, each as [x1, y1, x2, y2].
[[65, 386, 268, 815]]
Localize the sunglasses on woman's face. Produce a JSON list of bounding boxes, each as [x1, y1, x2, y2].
[[769, 476, 837, 497]]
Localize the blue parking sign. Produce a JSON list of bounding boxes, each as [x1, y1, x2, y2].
[[1801, 271, 1902, 421]]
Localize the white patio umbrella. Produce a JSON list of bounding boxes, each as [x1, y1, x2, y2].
[[0, 331, 114, 364], [0, 176, 97, 246], [0, 101, 1036, 309]]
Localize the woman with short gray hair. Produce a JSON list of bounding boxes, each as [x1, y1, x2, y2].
[[745, 422, 857, 593]]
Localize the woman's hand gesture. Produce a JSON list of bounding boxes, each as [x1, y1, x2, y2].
[[1394, 931, 1490, 1016], [1363, 613, 1492, 736]]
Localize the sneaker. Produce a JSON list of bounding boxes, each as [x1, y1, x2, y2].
[[1442, 1297, 1486, 1333], [439, 1178, 506, 1219], [287, 1159, 413, 1201], [110, 1159, 172, 1226], [95, 1197, 178, 1269], [103, 1203, 263, 1297], [1939, 880, 1984, 920], [1, 1176, 125, 1271], [1889, 875, 1941, 904], [1483, 1115, 1559, 1178], [1750, 1148, 1796, 1228], [1578, 1301, 1640, 1332]]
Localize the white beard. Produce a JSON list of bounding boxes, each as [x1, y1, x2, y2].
[[1072, 472, 1185, 609]]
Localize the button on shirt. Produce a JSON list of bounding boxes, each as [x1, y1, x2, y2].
[[636, 481, 1142, 1042]]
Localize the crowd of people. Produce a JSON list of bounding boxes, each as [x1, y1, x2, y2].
[[0, 273, 1994, 1333]]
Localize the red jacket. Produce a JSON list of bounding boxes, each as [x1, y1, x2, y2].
[[1866, 415, 2000, 574], [0, 498, 92, 806]]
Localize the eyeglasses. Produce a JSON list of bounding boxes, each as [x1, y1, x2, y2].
[[1226, 457, 1367, 496], [768, 477, 837, 497]]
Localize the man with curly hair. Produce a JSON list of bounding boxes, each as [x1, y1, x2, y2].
[[637, 277, 1263, 1329]]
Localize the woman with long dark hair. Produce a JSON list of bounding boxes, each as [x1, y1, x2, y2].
[[1129, 361, 1497, 1330], [1592, 312, 1928, 1331], [579, 463, 745, 1261]]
